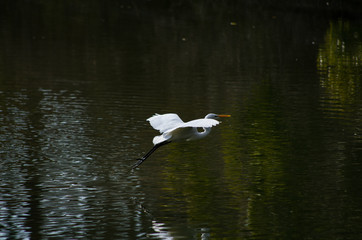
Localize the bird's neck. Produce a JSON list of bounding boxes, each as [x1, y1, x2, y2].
[[197, 127, 212, 138], [186, 127, 212, 141]]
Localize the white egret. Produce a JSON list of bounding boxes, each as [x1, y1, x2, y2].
[[133, 113, 230, 169]]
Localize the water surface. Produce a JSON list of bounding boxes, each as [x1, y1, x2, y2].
[[1, 2, 362, 239]]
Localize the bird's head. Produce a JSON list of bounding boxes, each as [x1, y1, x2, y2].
[[205, 113, 231, 119]]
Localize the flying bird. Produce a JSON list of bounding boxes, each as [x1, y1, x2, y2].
[[133, 113, 230, 169]]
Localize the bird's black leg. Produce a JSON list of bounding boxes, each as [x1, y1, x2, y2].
[[132, 141, 171, 169]]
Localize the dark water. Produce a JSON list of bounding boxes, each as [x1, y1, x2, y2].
[[1, 1, 362, 239]]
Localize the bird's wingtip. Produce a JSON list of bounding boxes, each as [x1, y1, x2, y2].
[[146, 113, 159, 121]]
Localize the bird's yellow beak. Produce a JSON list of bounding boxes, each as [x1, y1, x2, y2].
[[217, 114, 231, 118]]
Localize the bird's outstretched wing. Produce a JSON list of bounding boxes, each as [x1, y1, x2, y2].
[[181, 119, 219, 128], [157, 119, 220, 143], [147, 113, 184, 133]]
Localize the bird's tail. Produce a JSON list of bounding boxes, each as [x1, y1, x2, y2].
[[152, 135, 169, 145]]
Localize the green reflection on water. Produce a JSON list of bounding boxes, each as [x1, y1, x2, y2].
[[318, 20, 362, 105]]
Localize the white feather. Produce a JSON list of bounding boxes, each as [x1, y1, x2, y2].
[[147, 114, 221, 145], [147, 113, 184, 133], [181, 119, 219, 128], [134, 113, 230, 168], [152, 135, 170, 145]]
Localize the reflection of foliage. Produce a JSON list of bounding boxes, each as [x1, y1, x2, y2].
[[318, 20, 362, 105], [223, 82, 288, 196], [235, 83, 291, 236]]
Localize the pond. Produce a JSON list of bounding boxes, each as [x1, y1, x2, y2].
[[0, 1, 362, 239]]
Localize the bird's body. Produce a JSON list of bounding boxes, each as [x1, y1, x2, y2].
[[133, 113, 230, 169], [148, 113, 220, 144]]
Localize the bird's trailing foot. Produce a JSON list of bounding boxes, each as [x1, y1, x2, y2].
[[132, 157, 146, 169], [132, 141, 171, 169]]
